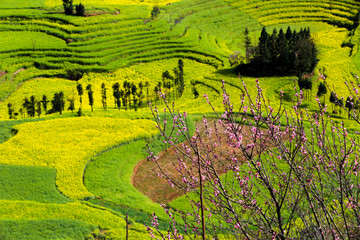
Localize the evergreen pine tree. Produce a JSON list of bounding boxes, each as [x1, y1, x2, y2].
[[257, 27, 271, 73], [285, 26, 292, 40], [277, 29, 289, 74], [244, 27, 254, 62]]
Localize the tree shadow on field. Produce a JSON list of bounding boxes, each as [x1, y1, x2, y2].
[[214, 67, 238, 77]]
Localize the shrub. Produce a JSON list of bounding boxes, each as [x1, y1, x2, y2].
[[63, 0, 73, 15], [151, 6, 160, 19], [75, 3, 85, 17]]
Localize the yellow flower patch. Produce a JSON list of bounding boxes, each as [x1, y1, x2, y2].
[[0, 117, 157, 199]]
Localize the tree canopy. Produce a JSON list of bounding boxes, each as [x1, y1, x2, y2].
[[237, 26, 318, 76]]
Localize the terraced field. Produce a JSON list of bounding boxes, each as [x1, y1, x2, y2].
[[0, 4, 229, 102], [1, 0, 360, 238], [228, 0, 360, 27]]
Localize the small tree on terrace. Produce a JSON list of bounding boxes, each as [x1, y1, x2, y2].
[[101, 82, 107, 110], [62, 0, 73, 15], [138, 82, 144, 108], [151, 6, 160, 19], [345, 96, 354, 118], [123, 81, 131, 110], [22, 97, 29, 118], [7, 103, 14, 119], [178, 59, 184, 96], [41, 95, 49, 114], [120, 89, 126, 110], [28, 95, 36, 118], [148, 80, 360, 239], [36, 101, 42, 118], [112, 82, 121, 110], [67, 95, 75, 113], [145, 81, 150, 103], [51, 92, 65, 115], [298, 75, 312, 101], [86, 84, 94, 111], [330, 91, 337, 113], [317, 81, 327, 103], [131, 83, 137, 111], [77, 83, 83, 109], [75, 3, 85, 16]]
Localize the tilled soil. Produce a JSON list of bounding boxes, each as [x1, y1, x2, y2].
[[132, 119, 261, 203]]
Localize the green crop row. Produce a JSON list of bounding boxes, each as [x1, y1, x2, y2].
[[0, 164, 69, 203], [0, 5, 149, 26], [1, 40, 224, 73], [228, 0, 359, 28], [165, 0, 223, 15], [0, 9, 74, 25], [0, 200, 150, 239], [162, 0, 262, 50], [0, 19, 149, 42], [251, 6, 355, 20], [0, 117, 158, 199], [84, 140, 166, 217], [0, 68, 66, 102], [0, 27, 222, 66], [0, 219, 96, 240], [257, 11, 354, 27], [0, 0, 44, 8], [241, 1, 358, 15]]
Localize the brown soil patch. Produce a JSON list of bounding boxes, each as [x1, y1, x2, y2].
[[0, 71, 6, 85], [85, 11, 107, 17], [13, 68, 25, 78], [132, 119, 269, 203]]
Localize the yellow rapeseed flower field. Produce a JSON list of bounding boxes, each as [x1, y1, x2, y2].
[[0, 68, 154, 119], [0, 200, 149, 238], [0, 78, 76, 119], [0, 117, 158, 199]]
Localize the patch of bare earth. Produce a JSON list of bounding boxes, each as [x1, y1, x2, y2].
[[132, 120, 264, 203]]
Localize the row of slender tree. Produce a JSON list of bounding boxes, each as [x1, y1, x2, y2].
[[7, 59, 186, 119], [298, 78, 356, 118], [7, 80, 162, 119], [7, 92, 70, 119], [160, 59, 185, 101], [110, 81, 145, 112]]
